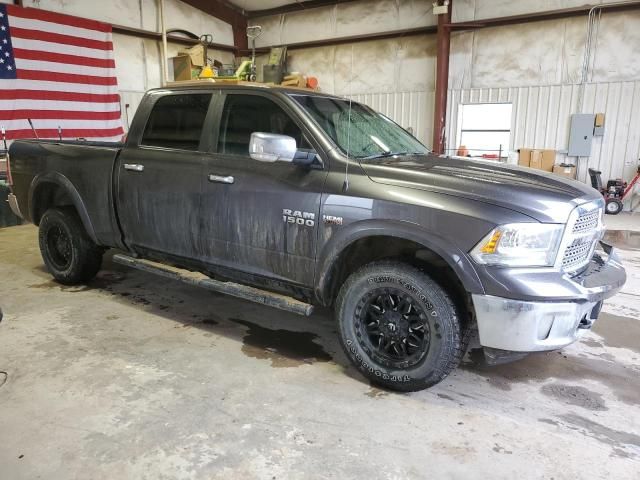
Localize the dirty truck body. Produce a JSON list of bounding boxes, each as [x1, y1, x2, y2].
[[8, 84, 626, 391]]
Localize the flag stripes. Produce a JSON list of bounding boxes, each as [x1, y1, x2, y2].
[[1, 4, 123, 141]]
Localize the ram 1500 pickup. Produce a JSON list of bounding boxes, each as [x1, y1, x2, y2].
[[7, 84, 627, 391]]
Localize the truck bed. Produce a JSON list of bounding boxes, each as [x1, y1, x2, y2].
[[9, 139, 123, 248]]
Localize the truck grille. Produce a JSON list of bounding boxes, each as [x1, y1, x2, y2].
[[572, 209, 600, 234], [562, 239, 594, 270], [560, 201, 604, 274]]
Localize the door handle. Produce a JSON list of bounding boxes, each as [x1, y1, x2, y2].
[[208, 174, 234, 184], [124, 163, 144, 172]]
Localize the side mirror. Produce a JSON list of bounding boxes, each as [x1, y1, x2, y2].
[[249, 132, 296, 163]]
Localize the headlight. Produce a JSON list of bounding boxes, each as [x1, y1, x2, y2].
[[470, 223, 564, 267]]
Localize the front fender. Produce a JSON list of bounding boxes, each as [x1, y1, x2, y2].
[[314, 219, 485, 305], [29, 171, 98, 243]]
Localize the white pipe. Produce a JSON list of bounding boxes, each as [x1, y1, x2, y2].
[[577, 0, 640, 111], [159, 0, 169, 86]]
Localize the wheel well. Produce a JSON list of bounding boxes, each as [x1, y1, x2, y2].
[[324, 236, 472, 323], [32, 182, 75, 225]]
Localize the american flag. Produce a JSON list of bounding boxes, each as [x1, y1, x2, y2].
[[0, 4, 123, 141]]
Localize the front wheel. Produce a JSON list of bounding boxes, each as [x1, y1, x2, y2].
[[335, 261, 466, 392], [39, 207, 103, 285], [605, 198, 623, 215]]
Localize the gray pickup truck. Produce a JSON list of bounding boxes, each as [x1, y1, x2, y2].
[[7, 84, 626, 391]]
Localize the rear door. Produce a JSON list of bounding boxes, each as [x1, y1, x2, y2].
[[200, 91, 328, 286], [116, 92, 213, 260]]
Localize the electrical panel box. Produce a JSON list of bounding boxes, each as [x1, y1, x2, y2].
[[568, 114, 596, 157]]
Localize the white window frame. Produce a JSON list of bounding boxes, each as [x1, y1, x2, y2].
[[456, 102, 513, 159]]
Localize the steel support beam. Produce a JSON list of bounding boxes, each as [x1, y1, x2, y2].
[[179, 0, 248, 50], [432, 0, 451, 155], [232, 15, 248, 51]]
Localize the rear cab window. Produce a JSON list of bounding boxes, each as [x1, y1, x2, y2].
[[141, 93, 212, 151]]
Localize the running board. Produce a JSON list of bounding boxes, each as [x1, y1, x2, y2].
[[112, 254, 314, 316]]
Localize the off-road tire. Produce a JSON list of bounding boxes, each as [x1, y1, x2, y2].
[[39, 207, 103, 285], [336, 261, 465, 392]]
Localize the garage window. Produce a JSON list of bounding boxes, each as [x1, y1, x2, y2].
[[458, 103, 512, 158], [141, 94, 212, 151]]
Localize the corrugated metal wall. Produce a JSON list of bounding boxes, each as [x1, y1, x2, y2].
[[446, 81, 640, 183], [346, 91, 435, 146]]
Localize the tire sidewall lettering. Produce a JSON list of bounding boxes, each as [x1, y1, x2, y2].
[[367, 275, 428, 304]]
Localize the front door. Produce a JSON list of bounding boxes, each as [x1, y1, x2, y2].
[[200, 92, 327, 287], [116, 92, 212, 260]]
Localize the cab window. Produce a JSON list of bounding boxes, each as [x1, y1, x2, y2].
[[218, 94, 310, 156], [141, 94, 211, 151]]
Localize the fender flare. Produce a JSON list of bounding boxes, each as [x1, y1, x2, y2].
[[314, 219, 485, 305], [28, 172, 98, 243]]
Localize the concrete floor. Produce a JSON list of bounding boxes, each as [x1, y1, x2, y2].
[[1, 214, 639, 479]]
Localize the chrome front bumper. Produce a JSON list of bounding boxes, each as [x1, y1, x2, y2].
[[472, 244, 626, 352], [7, 193, 23, 218]]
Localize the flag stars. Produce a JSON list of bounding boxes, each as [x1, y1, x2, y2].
[[0, 26, 5, 31]]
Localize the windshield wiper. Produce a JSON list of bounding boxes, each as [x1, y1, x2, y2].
[[361, 151, 424, 160]]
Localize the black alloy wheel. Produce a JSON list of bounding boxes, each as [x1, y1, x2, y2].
[[46, 225, 73, 270], [356, 288, 431, 369]]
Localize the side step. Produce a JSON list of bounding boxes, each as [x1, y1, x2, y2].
[[112, 254, 314, 316]]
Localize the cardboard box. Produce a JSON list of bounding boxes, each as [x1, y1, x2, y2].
[[518, 148, 532, 167], [180, 43, 205, 67], [172, 55, 201, 81], [539, 150, 556, 171], [529, 150, 543, 169], [518, 148, 555, 172], [553, 164, 577, 179]]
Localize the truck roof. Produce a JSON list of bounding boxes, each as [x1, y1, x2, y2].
[[147, 81, 346, 100]]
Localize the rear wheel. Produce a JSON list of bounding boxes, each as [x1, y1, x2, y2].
[[39, 207, 103, 285], [605, 198, 623, 215], [335, 261, 466, 392]]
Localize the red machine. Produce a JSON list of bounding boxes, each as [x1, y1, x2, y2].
[[589, 164, 640, 215]]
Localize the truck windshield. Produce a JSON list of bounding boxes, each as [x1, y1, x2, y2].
[[290, 94, 429, 160]]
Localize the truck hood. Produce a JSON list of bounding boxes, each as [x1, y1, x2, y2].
[[361, 154, 601, 223]]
